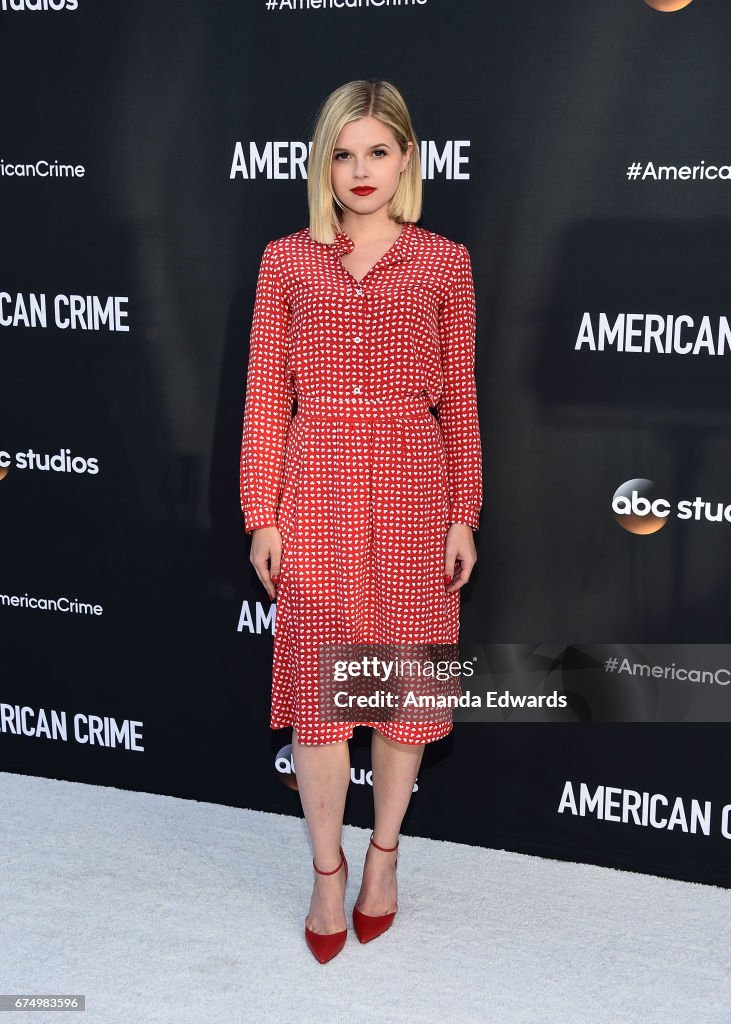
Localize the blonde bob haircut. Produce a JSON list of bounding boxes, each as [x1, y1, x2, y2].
[[307, 79, 423, 245]]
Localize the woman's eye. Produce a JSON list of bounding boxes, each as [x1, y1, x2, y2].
[[333, 150, 387, 160]]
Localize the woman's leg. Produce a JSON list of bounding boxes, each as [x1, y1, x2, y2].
[[292, 727, 351, 934], [355, 730, 425, 915]]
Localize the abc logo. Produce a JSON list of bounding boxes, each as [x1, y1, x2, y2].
[[274, 744, 299, 791], [644, 0, 694, 11], [612, 478, 670, 535]]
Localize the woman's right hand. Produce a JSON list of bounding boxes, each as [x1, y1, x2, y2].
[[250, 526, 282, 601]]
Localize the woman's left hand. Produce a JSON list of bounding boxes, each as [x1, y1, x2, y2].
[[444, 523, 477, 593]]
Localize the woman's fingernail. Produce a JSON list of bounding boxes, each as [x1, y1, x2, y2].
[[444, 575, 452, 584], [271, 575, 280, 584]]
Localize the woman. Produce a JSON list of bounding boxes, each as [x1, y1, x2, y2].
[[240, 79, 482, 963]]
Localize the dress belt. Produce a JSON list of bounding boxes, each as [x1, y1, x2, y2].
[[294, 392, 433, 421]]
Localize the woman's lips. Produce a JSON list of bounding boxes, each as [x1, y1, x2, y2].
[[351, 186, 376, 195]]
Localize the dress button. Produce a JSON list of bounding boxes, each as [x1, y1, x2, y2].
[[355, 288, 364, 296], [353, 336, 362, 344], [352, 385, 362, 395]]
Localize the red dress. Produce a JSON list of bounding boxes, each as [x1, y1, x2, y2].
[[240, 220, 482, 745]]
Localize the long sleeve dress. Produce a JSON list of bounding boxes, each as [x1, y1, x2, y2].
[[240, 219, 482, 746]]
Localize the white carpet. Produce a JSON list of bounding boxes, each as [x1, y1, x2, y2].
[[1, 771, 729, 1024]]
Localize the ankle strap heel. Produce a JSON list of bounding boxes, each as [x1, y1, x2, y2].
[[369, 832, 399, 853], [305, 845, 349, 964], [352, 833, 400, 944], [312, 845, 348, 881]]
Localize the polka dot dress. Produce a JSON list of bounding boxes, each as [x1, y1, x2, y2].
[[240, 220, 482, 746]]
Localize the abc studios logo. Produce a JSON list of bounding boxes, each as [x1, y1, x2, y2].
[[274, 744, 418, 792], [613, 478, 731, 533], [1, 0, 79, 9], [644, 0, 694, 10], [612, 479, 670, 535]]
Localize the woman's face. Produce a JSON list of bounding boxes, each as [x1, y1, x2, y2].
[[331, 116, 412, 221]]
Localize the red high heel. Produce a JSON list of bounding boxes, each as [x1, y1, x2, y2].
[[352, 833, 399, 944], [304, 845, 349, 964]]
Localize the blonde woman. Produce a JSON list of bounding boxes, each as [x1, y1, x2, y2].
[[240, 79, 482, 963]]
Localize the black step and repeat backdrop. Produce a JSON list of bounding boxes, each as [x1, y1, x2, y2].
[[1, 0, 730, 888]]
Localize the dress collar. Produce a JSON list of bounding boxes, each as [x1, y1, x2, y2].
[[319, 220, 418, 265]]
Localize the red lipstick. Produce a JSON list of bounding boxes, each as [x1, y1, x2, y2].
[[351, 186, 376, 195]]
